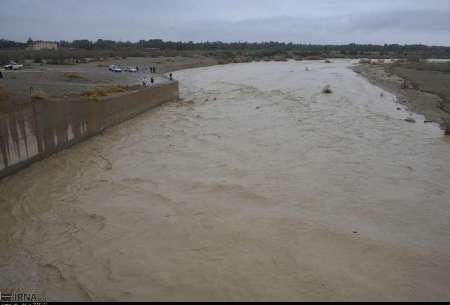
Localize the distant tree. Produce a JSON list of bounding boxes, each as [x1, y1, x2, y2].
[[72, 39, 93, 50], [0, 39, 26, 49]]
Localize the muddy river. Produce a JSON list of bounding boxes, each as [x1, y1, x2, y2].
[[1, 60, 449, 301]]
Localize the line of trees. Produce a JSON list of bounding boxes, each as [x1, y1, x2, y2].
[[50, 40, 450, 57], [0, 39, 27, 49], [1, 38, 450, 60], [1, 38, 450, 55]]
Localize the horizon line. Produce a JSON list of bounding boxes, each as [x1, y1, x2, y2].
[[2, 37, 450, 48]]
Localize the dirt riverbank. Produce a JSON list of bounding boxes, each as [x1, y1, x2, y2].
[[353, 62, 450, 133], [0, 56, 217, 106]]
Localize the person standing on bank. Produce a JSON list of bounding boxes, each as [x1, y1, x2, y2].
[[169, 73, 173, 80], [150, 77, 154, 85]]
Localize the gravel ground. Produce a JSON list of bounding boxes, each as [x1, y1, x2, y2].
[[0, 56, 217, 105]]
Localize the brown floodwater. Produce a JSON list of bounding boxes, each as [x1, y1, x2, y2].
[[0, 60, 449, 301]]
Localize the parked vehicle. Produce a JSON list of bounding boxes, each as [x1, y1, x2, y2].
[[4, 61, 23, 70], [108, 64, 122, 72], [125, 66, 138, 72]]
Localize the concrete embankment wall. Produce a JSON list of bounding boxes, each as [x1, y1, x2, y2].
[[0, 81, 179, 179]]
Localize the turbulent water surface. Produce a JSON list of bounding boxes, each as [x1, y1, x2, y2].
[[1, 60, 449, 301]]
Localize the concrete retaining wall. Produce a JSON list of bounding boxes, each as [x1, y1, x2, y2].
[[0, 81, 179, 179]]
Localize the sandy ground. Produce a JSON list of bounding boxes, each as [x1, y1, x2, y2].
[[1, 60, 449, 301], [353, 63, 450, 129], [0, 56, 217, 106]]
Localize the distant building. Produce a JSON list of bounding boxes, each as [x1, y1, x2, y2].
[[29, 41, 58, 51]]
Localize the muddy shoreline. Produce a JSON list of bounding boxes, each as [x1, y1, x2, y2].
[[352, 63, 450, 133]]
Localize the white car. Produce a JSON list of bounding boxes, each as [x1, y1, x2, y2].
[[125, 67, 138, 72], [109, 65, 122, 72], [125, 66, 138, 72], [4, 61, 23, 70]]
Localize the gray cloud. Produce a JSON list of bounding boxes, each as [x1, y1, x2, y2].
[[1, 0, 449, 45], [349, 9, 450, 32]]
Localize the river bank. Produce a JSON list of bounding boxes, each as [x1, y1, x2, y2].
[[352, 61, 450, 134], [0, 56, 217, 107]]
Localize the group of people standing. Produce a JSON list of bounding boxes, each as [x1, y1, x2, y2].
[[142, 76, 154, 87], [146, 65, 174, 80], [141, 72, 173, 87], [141, 64, 174, 87]]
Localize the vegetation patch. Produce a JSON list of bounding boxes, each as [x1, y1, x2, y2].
[[81, 85, 128, 101], [303, 55, 323, 60], [273, 55, 288, 62], [2, 39, 450, 66], [31, 89, 50, 100], [63, 72, 88, 81]]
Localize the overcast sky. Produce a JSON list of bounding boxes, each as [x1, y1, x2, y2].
[[1, 0, 450, 45]]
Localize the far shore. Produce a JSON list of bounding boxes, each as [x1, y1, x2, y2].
[[353, 61, 450, 133]]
